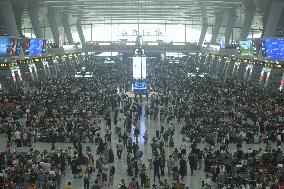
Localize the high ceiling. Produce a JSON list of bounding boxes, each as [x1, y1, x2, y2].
[[21, 0, 276, 29], [1, 0, 283, 37]]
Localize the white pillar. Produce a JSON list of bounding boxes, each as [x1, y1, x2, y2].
[[47, 7, 60, 45], [0, 0, 19, 36], [198, 18, 208, 47], [224, 9, 236, 46], [62, 13, 74, 44], [28, 0, 43, 38], [210, 13, 222, 45], [76, 15, 86, 45], [239, 9, 255, 40], [263, 0, 284, 37]]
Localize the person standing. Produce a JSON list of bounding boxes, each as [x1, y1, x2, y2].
[[122, 132, 128, 147], [108, 166, 115, 187], [180, 138, 187, 158], [83, 173, 90, 189], [160, 155, 165, 177], [167, 155, 174, 177], [102, 161, 109, 186], [153, 156, 161, 182], [179, 157, 187, 179], [116, 139, 124, 159], [140, 164, 147, 187], [188, 154, 196, 176], [143, 130, 149, 146], [14, 129, 21, 147]]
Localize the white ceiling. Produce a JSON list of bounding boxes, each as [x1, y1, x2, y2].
[[18, 0, 283, 35]]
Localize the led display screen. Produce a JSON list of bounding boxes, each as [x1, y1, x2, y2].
[[0, 37, 21, 57], [264, 38, 284, 59], [239, 40, 253, 56], [132, 81, 147, 91], [24, 38, 46, 55], [132, 57, 147, 79], [133, 57, 142, 79]]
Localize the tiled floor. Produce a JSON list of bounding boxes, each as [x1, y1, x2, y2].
[[1, 101, 280, 189]]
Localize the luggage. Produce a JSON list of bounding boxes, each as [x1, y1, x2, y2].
[[156, 130, 160, 138], [144, 177, 150, 188]]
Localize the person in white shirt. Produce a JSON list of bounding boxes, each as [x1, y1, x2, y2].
[[202, 174, 212, 189], [167, 155, 174, 177], [102, 162, 109, 185], [14, 130, 21, 147], [180, 138, 187, 157]]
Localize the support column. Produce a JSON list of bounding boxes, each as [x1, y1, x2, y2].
[[47, 7, 60, 45], [28, 0, 43, 38], [239, 9, 255, 40], [210, 13, 222, 45], [198, 18, 208, 46], [62, 13, 74, 44], [263, 0, 284, 37], [76, 15, 86, 45], [0, 0, 19, 36], [224, 9, 236, 46], [12, 0, 25, 36]]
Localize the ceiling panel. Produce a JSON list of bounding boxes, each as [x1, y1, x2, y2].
[[17, 0, 281, 33]]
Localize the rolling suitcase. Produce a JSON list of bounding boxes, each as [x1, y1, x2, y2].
[[145, 177, 150, 188]]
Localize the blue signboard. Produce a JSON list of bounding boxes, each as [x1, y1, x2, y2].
[[264, 38, 284, 59]]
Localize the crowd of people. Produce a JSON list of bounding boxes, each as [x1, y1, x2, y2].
[[0, 55, 283, 189]]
